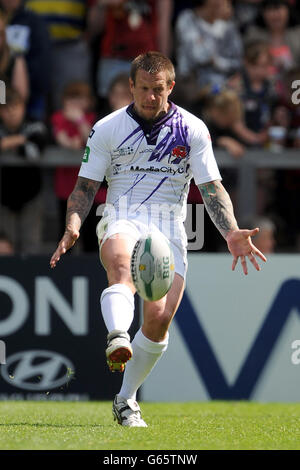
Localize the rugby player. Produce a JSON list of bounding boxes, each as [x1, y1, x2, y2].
[[50, 52, 266, 427]]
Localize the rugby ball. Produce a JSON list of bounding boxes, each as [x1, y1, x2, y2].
[[130, 232, 175, 301]]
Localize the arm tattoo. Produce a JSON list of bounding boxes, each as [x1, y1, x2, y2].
[[198, 180, 238, 239], [66, 176, 101, 227]]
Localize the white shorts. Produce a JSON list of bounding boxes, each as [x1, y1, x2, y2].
[[96, 217, 188, 279]]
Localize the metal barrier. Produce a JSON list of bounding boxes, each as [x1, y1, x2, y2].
[[0, 146, 299, 218]]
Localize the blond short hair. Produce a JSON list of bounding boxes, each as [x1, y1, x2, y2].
[[130, 51, 175, 85]]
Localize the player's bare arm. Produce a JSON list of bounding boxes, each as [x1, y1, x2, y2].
[[198, 180, 267, 275], [50, 176, 100, 268]]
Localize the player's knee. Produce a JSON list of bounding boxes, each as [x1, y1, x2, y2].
[[107, 261, 132, 285], [144, 308, 171, 338]]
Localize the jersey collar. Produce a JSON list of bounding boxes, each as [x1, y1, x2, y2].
[[126, 101, 177, 145]]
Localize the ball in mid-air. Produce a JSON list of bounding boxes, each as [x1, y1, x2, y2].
[[130, 232, 175, 301]]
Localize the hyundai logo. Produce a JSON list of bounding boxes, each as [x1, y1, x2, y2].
[[0, 350, 75, 391]]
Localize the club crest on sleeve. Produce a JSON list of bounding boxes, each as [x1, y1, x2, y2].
[[171, 145, 187, 159], [170, 145, 188, 164]]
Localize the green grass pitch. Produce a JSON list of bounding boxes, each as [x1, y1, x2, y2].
[[0, 401, 300, 450]]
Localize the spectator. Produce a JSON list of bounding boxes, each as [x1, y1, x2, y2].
[[26, 0, 93, 111], [98, 71, 133, 117], [277, 66, 300, 145], [0, 15, 29, 102], [0, 231, 14, 254], [270, 66, 300, 250], [107, 72, 133, 111], [175, 0, 243, 103], [227, 40, 276, 134], [89, 0, 173, 98], [197, 87, 246, 158], [245, 0, 300, 83], [51, 80, 98, 251], [0, 0, 51, 121], [0, 88, 48, 254], [94, 72, 133, 219]]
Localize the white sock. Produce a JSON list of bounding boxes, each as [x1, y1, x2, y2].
[[119, 328, 169, 401], [100, 283, 134, 333]]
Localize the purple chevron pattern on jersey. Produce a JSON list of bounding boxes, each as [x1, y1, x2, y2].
[[78, 101, 222, 242]]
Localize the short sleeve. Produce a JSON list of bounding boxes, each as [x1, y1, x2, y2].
[[78, 121, 111, 182], [189, 120, 222, 185]]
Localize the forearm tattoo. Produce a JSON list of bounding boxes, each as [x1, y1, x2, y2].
[[66, 177, 100, 227], [198, 180, 238, 239]]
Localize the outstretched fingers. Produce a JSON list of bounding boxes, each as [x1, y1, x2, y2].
[[248, 251, 260, 272], [50, 243, 66, 268], [251, 245, 267, 263], [232, 250, 267, 275]]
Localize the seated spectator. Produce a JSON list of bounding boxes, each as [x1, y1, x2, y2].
[[98, 72, 133, 117], [227, 40, 276, 134], [107, 72, 133, 111], [244, 0, 300, 85], [175, 0, 243, 104], [276, 66, 300, 145], [51, 80, 99, 251], [196, 87, 246, 158], [26, 0, 93, 112], [0, 88, 48, 254], [0, 231, 14, 255], [0, 0, 51, 121], [0, 15, 29, 102], [89, 0, 173, 98], [94, 71, 133, 214], [269, 66, 300, 250]]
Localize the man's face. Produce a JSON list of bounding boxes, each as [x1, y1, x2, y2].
[[129, 69, 175, 121]]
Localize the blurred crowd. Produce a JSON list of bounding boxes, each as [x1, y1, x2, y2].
[[0, 0, 299, 256]]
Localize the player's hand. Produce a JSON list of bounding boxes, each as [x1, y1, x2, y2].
[[50, 228, 80, 268], [226, 228, 267, 275]]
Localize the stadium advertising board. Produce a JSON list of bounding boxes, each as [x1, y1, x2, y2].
[[142, 254, 300, 402], [0, 256, 140, 401]]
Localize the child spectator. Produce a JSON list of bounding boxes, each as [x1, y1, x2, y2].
[[227, 40, 276, 134], [0, 230, 14, 255], [0, 88, 48, 253], [269, 67, 300, 251], [98, 72, 133, 118], [197, 87, 246, 158], [51, 80, 98, 252]]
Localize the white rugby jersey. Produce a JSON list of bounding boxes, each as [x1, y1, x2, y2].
[[79, 102, 221, 232]]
